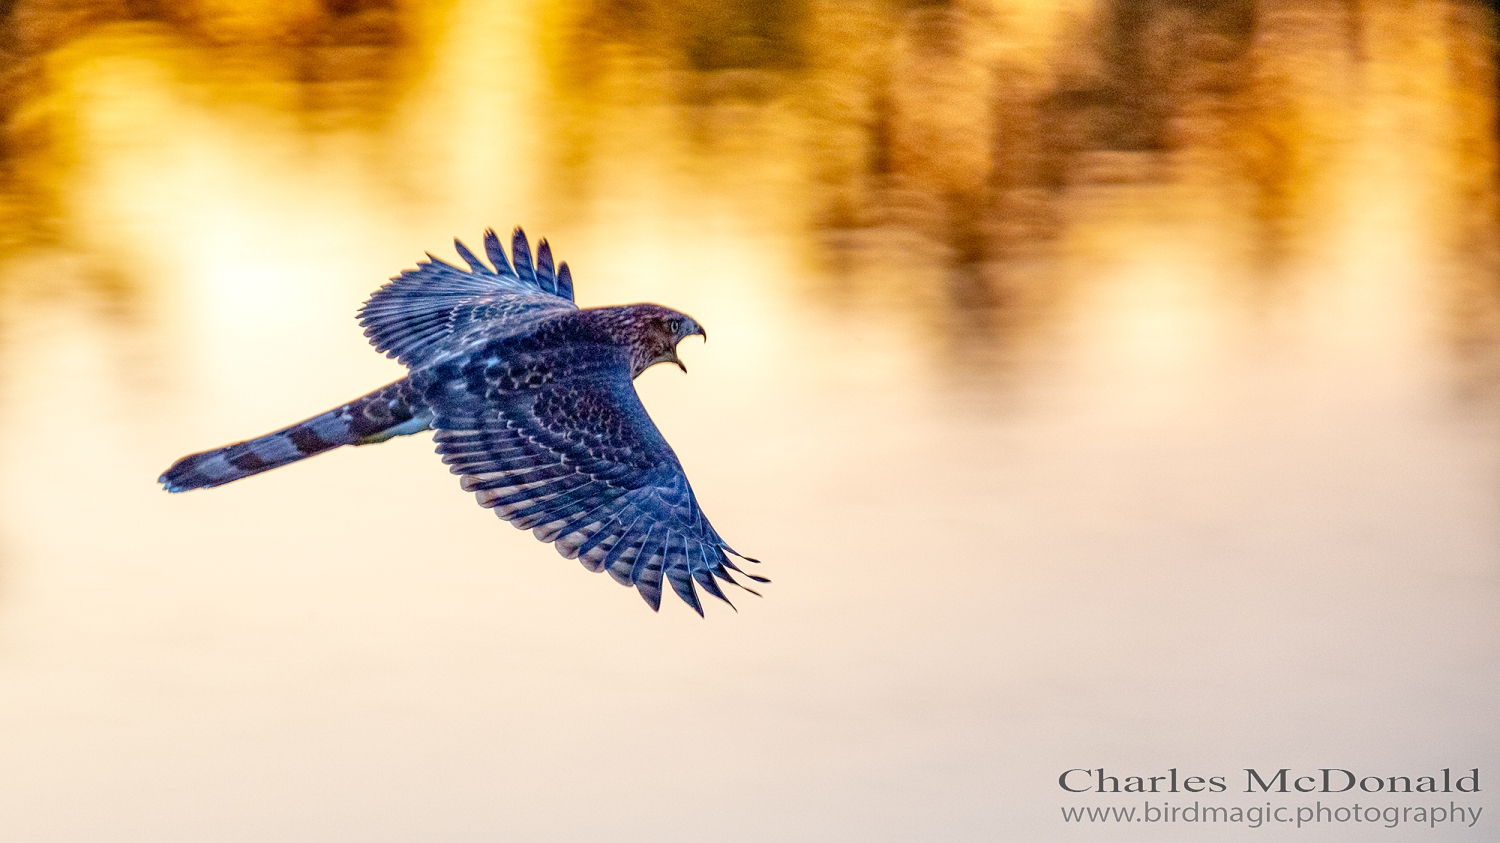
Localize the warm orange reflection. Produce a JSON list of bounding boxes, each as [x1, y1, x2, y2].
[[1, 1, 1499, 841]]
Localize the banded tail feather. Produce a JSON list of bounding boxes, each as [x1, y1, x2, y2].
[[159, 379, 432, 492]]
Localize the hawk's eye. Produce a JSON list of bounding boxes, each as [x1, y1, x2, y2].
[[665, 317, 682, 334]]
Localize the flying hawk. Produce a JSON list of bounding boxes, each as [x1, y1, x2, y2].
[[161, 228, 764, 614]]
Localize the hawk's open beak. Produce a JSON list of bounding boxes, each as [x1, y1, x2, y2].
[[673, 321, 704, 372]]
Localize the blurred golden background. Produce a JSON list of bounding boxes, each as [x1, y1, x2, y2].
[[0, 0, 1497, 840]]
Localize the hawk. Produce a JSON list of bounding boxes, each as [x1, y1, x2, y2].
[[160, 228, 764, 614]]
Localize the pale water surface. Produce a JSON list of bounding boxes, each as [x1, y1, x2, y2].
[[0, 1, 1497, 840]]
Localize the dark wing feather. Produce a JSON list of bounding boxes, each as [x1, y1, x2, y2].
[[535, 240, 557, 294], [430, 362, 757, 614], [511, 228, 537, 287], [484, 229, 514, 275], [359, 228, 577, 367]]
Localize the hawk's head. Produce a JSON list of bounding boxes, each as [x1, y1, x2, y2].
[[620, 304, 706, 377]]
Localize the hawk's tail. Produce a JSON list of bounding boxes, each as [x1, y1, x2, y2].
[[159, 379, 432, 492]]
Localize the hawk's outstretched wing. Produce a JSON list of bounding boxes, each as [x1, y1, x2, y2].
[[430, 367, 764, 614], [359, 228, 577, 367]]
